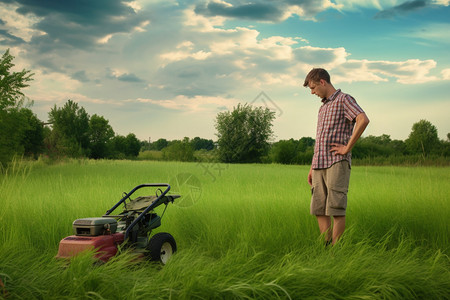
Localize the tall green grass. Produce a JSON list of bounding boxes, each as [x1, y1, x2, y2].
[[0, 160, 449, 299]]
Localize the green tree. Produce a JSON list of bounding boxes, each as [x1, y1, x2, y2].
[[0, 49, 33, 110], [295, 137, 315, 164], [0, 49, 38, 167], [298, 137, 315, 152], [215, 103, 275, 163], [390, 139, 407, 156], [88, 114, 114, 159], [0, 108, 24, 166], [110, 133, 141, 158], [21, 108, 44, 157], [0, 106, 43, 165], [48, 100, 90, 157], [405, 120, 440, 156], [269, 138, 314, 165], [110, 135, 127, 159], [353, 135, 392, 158], [353, 134, 410, 159], [270, 139, 297, 164], [443, 134, 450, 156], [191, 137, 214, 151], [153, 138, 169, 151], [125, 133, 141, 157]]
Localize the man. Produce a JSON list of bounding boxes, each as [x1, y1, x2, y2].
[[303, 68, 369, 246]]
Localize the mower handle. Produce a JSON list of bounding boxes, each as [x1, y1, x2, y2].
[[104, 183, 171, 216], [103, 183, 172, 241]]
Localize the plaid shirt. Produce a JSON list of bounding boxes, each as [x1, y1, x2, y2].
[[312, 89, 364, 169]]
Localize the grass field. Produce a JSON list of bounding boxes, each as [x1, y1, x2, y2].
[[0, 160, 449, 299]]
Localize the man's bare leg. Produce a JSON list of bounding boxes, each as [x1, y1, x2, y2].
[[332, 216, 345, 245], [316, 215, 332, 242]]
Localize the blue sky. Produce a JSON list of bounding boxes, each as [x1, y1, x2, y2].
[[1, 0, 449, 142]]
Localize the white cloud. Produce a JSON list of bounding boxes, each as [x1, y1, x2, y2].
[[96, 20, 150, 44], [259, 36, 297, 59], [0, 3, 45, 42], [259, 73, 300, 86], [368, 59, 438, 84], [433, 0, 449, 5], [333, 0, 448, 11], [183, 8, 227, 32], [295, 46, 349, 69], [129, 95, 239, 113], [332, 60, 388, 83], [97, 34, 113, 44], [208, 27, 259, 55], [134, 20, 151, 32], [23, 70, 120, 121], [403, 23, 450, 45], [442, 68, 450, 80], [123, 1, 143, 13], [333, 0, 394, 11], [26, 69, 113, 121], [26, 69, 82, 96], [160, 49, 212, 63], [332, 59, 439, 84]]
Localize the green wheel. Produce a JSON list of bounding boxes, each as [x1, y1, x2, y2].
[[147, 232, 177, 264]]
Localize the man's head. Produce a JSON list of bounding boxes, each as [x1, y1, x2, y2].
[[303, 68, 331, 87], [303, 68, 334, 99]]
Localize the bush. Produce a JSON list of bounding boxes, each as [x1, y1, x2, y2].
[[194, 149, 219, 163], [138, 150, 164, 161], [162, 138, 195, 162]]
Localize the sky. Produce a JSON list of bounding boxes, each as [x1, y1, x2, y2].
[[1, 0, 449, 142]]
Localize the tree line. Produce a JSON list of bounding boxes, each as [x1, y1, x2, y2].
[[1, 49, 449, 169], [140, 105, 449, 166]]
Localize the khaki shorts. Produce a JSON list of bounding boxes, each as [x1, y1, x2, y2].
[[310, 160, 351, 216]]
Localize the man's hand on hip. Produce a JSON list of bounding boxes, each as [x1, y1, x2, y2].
[[330, 143, 349, 156]]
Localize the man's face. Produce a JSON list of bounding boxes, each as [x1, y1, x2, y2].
[[308, 80, 326, 99]]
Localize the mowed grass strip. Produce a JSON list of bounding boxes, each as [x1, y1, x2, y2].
[[0, 160, 448, 299]]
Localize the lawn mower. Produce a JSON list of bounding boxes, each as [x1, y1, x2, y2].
[[56, 183, 179, 264]]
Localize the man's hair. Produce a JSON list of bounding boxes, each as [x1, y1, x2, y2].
[[303, 68, 331, 87]]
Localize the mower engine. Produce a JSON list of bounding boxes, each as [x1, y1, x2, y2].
[[57, 218, 124, 262]]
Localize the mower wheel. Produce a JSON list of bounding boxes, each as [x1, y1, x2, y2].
[[147, 232, 177, 264]]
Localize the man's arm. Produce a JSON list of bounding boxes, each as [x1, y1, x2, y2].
[[330, 112, 370, 156], [308, 166, 313, 186]]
